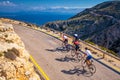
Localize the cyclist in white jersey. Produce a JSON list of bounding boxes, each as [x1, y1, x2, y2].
[[63, 35, 68, 46], [83, 47, 92, 66]]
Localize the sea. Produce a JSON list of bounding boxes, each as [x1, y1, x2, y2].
[[0, 11, 76, 26]]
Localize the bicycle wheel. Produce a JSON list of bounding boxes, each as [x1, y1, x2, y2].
[[89, 64, 96, 74], [73, 53, 82, 63], [66, 44, 71, 52], [77, 52, 82, 61], [71, 49, 75, 58], [61, 48, 68, 53], [80, 58, 87, 68]]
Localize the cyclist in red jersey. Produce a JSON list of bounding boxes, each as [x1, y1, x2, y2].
[[73, 34, 80, 58]]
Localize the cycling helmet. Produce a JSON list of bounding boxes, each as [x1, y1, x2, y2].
[[74, 34, 79, 40], [63, 35, 68, 39], [74, 34, 78, 37]]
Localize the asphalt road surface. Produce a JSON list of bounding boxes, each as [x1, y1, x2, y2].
[[13, 24, 120, 80]]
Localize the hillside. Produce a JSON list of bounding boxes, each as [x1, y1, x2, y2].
[[42, 1, 120, 56], [0, 20, 40, 80]]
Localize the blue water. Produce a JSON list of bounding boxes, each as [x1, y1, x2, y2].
[[0, 12, 75, 26]]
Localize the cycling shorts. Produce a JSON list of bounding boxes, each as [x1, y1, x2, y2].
[[75, 45, 79, 51], [86, 55, 92, 60]]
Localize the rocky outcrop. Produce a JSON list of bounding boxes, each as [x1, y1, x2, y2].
[[0, 20, 40, 80], [43, 1, 120, 56], [0, 18, 39, 29]]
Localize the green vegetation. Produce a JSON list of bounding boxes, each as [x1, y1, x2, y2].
[[85, 40, 96, 45], [99, 46, 117, 56], [85, 40, 117, 56]]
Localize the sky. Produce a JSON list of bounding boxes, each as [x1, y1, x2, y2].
[[0, 0, 111, 13]]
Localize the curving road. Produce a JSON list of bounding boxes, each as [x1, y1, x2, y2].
[[13, 24, 120, 80]]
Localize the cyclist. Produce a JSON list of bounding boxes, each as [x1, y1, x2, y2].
[[62, 35, 68, 47], [83, 47, 92, 66], [72, 34, 80, 58]]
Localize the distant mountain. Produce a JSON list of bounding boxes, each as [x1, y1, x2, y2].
[[42, 1, 120, 56]]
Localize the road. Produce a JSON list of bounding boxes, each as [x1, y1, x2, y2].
[[13, 24, 120, 80]]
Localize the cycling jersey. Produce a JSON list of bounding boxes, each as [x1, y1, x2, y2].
[[73, 40, 80, 51], [85, 50, 92, 60], [73, 40, 79, 45], [85, 50, 92, 56]]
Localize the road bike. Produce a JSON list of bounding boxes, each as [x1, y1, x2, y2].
[[80, 57, 96, 74], [70, 47, 83, 62], [55, 42, 71, 53]]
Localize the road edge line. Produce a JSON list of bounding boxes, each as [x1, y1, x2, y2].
[[30, 55, 50, 80]]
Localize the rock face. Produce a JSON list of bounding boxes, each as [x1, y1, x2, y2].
[[43, 1, 120, 56], [0, 20, 40, 80]]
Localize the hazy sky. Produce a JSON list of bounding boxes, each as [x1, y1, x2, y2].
[[0, 0, 111, 12]]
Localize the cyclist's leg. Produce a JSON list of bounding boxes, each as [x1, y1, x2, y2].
[[65, 40, 68, 48], [81, 57, 87, 68], [64, 41, 68, 51], [75, 45, 78, 57], [71, 45, 76, 57], [62, 40, 67, 49], [62, 40, 65, 47], [75, 45, 79, 58], [78, 44, 81, 51], [86, 55, 92, 66]]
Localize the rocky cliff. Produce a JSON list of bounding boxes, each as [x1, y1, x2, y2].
[[43, 1, 120, 56], [0, 20, 40, 80]]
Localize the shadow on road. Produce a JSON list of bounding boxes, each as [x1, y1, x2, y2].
[[45, 49, 56, 52], [55, 56, 75, 62], [61, 65, 94, 77], [46, 44, 73, 53], [45, 47, 70, 53], [55, 54, 81, 63]]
